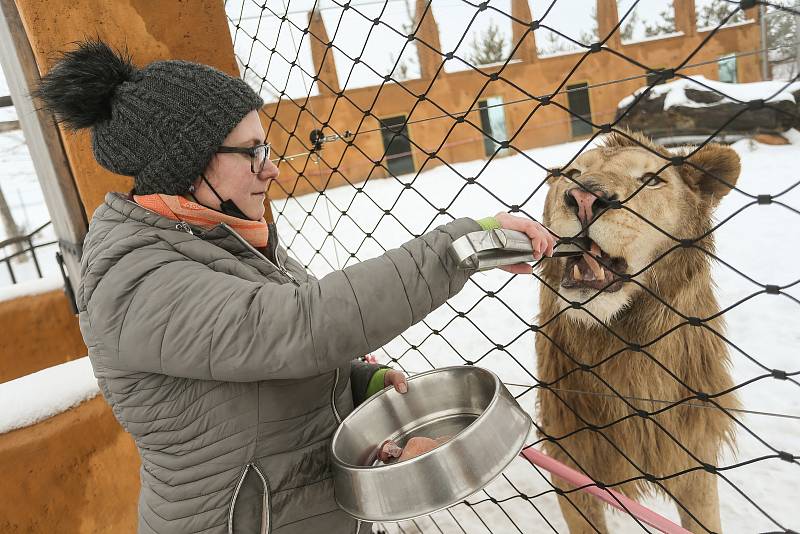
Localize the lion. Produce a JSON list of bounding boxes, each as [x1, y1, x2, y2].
[[535, 131, 740, 533]]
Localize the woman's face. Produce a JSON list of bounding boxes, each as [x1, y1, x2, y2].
[[192, 110, 279, 221]]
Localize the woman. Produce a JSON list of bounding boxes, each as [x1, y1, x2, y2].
[[35, 40, 555, 534]]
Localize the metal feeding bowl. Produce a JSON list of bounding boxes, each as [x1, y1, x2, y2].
[[331, 366, 532, 522]]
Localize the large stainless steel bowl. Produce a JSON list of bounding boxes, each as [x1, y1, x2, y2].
[[331, 366, 532, 521]]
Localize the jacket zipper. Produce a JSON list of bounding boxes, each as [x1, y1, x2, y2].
[[175, 221, 193, 235], [218, 223, 300, 286], [173, 220, 300, 286], [331, 367, 342, 424], [250, 463, 272, 534], [227, 464, 250, 534], [227, 462, 271, 534]]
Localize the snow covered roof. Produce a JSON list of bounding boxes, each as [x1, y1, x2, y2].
[[0, 357, 98, 435], [617, 76, 800, 110]]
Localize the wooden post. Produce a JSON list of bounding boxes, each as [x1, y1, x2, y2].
[[511, 0, 537, 62], [308, 8, 341, 95], [597, 0, 622, 48], [414, 0, 443, 79], [673, 0, 697, 38], [0, 0, 86, 289]]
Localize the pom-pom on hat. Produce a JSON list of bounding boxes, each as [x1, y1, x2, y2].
[[33, 39, 264, 195]]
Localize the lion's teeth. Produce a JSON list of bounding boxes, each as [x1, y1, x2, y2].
[[583, 252, 605, 280], [573, 264, 580, 280]]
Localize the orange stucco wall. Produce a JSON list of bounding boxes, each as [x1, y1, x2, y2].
[[0, 289, 86, 383], [264, 9, 762, 199], [0, 396, 139, 533]]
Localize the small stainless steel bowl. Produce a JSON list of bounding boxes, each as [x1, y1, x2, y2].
[[331, 366, 532, 522]]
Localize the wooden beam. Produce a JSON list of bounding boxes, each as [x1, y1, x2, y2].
[[0, 0, 86, 296]]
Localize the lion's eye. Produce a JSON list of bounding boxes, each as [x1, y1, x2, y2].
[[564, 169, 581, 179], [640, 173, 665, 187]]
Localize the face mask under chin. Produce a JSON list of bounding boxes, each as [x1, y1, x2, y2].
[[196, 173, 254, 221]]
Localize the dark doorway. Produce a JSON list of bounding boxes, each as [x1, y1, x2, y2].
[[566, 82, 592, 137], [380, 115, 415, 176]]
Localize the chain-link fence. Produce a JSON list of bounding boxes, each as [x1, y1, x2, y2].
[[225, 0, 799, 531]]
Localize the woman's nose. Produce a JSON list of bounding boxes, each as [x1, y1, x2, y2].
[[259, 158, 279, 181]]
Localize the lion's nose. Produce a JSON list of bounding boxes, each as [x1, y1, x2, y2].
[[565, 187, 617, 225]]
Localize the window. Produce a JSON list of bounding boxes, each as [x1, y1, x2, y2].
[[718, 54, 737, 83], [477, 96, 509, 157], [567, 82, 592, 137], [379, 115, 415, 177]]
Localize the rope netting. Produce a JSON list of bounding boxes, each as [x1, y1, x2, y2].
[[224, 0, 799, 532]]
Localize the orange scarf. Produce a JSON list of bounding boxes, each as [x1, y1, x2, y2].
[[133, 194, 268, 248]]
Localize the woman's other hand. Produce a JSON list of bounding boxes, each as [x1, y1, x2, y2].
[[494, 211, 557, 274], [384, 369, 408, 393]]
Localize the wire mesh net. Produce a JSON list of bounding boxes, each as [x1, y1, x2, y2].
[[224, 0, 799, 531]]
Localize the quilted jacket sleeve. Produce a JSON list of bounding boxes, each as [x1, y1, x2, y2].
[[82, 217, 481, 382]]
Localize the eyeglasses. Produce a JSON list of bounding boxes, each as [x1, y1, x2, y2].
[[216, 141, 271, 174]]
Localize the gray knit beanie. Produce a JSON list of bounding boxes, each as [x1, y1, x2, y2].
[[33, 39, 264, 195]]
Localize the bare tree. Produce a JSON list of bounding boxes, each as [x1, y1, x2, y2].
[[579, 6, 599, 43], [0, 185, 26, 263], [388, 0, 418, 81], [763, 3, 799, 79], [539, 31, 569, 55]]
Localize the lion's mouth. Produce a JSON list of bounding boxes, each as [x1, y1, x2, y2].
[[560, 239, 628, 293]]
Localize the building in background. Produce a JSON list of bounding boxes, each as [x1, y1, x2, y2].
[[241, 0, 766, 198]]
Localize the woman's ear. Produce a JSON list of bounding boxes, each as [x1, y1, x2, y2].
[[189, 176, 201, 194], [677, 144, 741, 207]]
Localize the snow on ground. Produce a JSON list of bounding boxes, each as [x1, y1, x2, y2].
[[0, 357, 97, 434], [0, 276, 63, 303], [273, 135, 800, 532]]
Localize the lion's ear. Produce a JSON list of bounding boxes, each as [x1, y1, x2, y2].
[[677, 144, 740, 206]]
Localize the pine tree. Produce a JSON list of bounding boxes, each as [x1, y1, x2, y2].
[[468, 20, 508, 65], [643, 5, 677, 37], [620, 9, 640, 41], [696, 0, 746, 29]]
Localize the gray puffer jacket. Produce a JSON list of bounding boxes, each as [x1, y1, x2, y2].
[[77, 192, 480, 534]]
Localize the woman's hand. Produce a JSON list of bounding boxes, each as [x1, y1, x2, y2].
[[494, 211, 557, 274], [384, 369, 408, 393]]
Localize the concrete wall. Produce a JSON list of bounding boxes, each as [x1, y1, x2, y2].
[[264, 2, 762, 198]]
